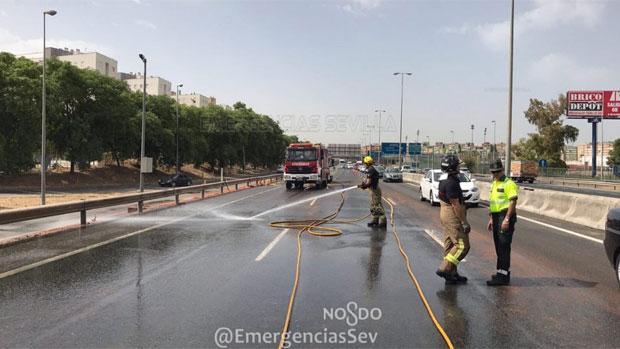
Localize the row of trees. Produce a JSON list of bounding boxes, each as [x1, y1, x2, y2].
[[0, 52, 294, 174]]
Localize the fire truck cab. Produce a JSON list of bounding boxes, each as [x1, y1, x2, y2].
[[283, 143, 332, 190]]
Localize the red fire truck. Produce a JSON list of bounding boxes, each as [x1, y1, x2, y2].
[[283, 143, 333, 190]]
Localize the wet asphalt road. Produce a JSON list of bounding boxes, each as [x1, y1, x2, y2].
[[0, 169, 619, 348]]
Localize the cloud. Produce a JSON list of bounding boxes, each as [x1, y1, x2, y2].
[[528, 53, 613, 88], [443, 0, 606, 50], [134, 19, 157, 30], [0, 27, 113, 56], [338, 0, 383, 15]]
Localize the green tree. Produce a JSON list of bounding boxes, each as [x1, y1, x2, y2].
[[514, 95, 579, 167], [607, 139, 620, 166], [0, 53, 41, 174]]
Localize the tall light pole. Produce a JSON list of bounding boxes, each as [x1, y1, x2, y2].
[[138, 54, 147, 193], [374, 109, 385, 164], [506, 0, 515, 172], [41, 9, 57, 206], [492, 120, 497, 161], [175, 83, 183, 174], [450, 130, 454, 144], [483, 127, 487, 143], [470, 124, 474, 147], [394, 72, 412, 169]]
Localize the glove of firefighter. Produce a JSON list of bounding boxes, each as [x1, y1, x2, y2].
[[461, 222, 471, 234]]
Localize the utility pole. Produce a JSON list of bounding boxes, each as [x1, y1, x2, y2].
[[506, 0, 515, 172], [393, 72, 412, 169], [375, 109, 385, 164], [470, 124, 474, 147], [41, 9, 57, 205], [138, 54, 147, 193], [492, 120, 497, 161], [484, 127, 487, 143]]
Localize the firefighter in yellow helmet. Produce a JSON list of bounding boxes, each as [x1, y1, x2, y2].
[[358, 156, 387, 228]]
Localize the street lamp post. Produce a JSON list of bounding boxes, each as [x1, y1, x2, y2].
[[41, 9, 57, 206], [175, 83, 183, 174], [450, 130, 454, 144], [470, 124, 474, 147], [492, 120, 496, 161], [138, 54, 147, 193], [506, 0, 515, 172], [394, 72, 412, 169], [374, 109, 385, 164]]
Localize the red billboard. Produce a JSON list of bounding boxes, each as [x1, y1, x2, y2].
[[604, 91, 620, 118], [567, 90, 620, 119]]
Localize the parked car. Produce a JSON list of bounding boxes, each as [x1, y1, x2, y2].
[[383, 168, 403, 182], [359, 165, 368, 173], [276, 165, 284, 173], [159, 173, 193, 187], [401, 165, 415, 173], [419, 170, 480, 206], [375, 165, 385, 178], [605, 208, 620, 287], [460, 167, 472, 177]]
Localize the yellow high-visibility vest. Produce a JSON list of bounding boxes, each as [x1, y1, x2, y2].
[[489, 176, 519, 213]]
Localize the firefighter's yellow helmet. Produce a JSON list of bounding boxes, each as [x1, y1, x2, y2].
[[363, 156, 374, 165]]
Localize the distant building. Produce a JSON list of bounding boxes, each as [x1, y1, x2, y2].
[[123, 73, 172, 96], [562, 145, 578, 162], [174, 92, 216, 108], [577, 142, 613, 167], [327, 144, 361, 160], [21, 47, 119, 80]]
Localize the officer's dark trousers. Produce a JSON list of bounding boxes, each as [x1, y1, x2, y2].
[[491, 211, 516, 272]]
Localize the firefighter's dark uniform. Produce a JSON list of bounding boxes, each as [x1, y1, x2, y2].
[[489, 175, 519, 280], [437, 173, 470, 275], [360, 165, 386, 227]]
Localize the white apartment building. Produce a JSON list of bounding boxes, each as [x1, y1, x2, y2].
[[21, 47, 119, 80], [124, 74, 172, 96], [58, 50, 119, 79], [175, 93, 217, 108]]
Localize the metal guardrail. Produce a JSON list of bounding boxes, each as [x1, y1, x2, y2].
[[472, 173, 620, 191], [0, 174, 282, 226]]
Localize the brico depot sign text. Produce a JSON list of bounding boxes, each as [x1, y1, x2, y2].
[[567, 90, 620, 119]]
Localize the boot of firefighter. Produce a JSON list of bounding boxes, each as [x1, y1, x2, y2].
[[377, 216, 387, 228], [367, 217, 379, 227], [436, 260, 455, 279]]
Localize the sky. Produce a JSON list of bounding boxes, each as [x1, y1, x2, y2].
[[1, 0, 619, 146]]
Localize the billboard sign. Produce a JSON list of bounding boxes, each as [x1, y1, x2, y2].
[[566, 91, 603, 118], [381, 142, 406, 155], [604, 91, 620, 118], [567, 90, 620, 119], [408, 143, 422, 155]]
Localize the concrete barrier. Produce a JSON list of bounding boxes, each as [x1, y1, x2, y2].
[[409, 175, 620, 229], [403, 173, 423, 185], [479, 181, 620, 229]]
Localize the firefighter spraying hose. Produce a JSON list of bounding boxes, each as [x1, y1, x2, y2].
[[357, 155, 387, 228]]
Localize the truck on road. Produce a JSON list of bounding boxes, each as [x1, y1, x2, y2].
[[510, 160, 538, 183], [283, 143, 333, 190]]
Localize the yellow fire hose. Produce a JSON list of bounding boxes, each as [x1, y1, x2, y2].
[[269, 190, 454, 349]]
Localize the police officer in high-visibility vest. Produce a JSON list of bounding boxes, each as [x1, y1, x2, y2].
[[435, 155, 470, 284], [358, 156, 387, 228], [487, 159, 519, 286]]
